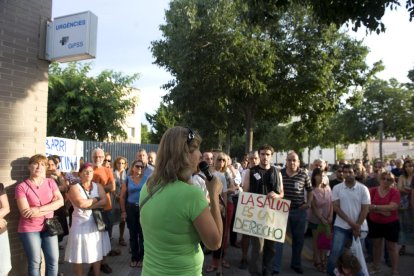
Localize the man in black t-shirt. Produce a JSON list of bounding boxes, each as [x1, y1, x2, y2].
[[243, 144, 284, 276]]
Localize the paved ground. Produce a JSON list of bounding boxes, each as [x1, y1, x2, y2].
[[58, 224, 414, 275]]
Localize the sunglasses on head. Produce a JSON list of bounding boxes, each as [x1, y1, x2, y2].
[[187, 128, 195, 145]]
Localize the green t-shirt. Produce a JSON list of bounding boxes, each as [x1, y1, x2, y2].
[[139, 180, 208, 276]]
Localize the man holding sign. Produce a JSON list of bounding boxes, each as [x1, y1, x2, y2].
[[241, 144, 284, 276]]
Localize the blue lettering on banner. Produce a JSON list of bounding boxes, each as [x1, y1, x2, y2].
[[68, 41, 84, 49], [55, 20, 86, 31], [45, 138, 67, 152]]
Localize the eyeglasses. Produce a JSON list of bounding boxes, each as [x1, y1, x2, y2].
[[187, 128, 195, 145], [104, 159, 111, 163], [381, 177, 394, 182], [336, 170, 343, 173], [217, 158, 226, 162]]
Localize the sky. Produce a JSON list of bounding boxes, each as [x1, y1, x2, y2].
[[52, 1, 414, 125]]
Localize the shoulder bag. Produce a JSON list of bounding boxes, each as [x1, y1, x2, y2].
[[79, 183, 106, 232]]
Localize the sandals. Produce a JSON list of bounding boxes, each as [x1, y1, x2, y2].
[[130, 260, 143, 268], [314, 262, 326, 273], [119, 238, 127, 246], [368, 265, 381, 275], [222, 260, 230, 269], [206, 265, 217, 273], [130, 261, 138, 267]]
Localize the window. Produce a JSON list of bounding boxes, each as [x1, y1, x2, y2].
[[130, 127, 135, 137]]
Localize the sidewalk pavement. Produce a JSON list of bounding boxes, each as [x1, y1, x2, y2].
[[58, 224, 414, 275]]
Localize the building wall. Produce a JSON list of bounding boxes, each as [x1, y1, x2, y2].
[[0, 0, 52, 274], [366, 139, 414, 160], [123, 88, 141, 144]]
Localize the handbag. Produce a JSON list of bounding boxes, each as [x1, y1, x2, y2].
[[316, 224, 332, 250], [350, 237, 369, 276], [45, 217, 64, 236], [79, 183, 106, 232], [91, 208, 106, 232], [24, 180, 64, 236]]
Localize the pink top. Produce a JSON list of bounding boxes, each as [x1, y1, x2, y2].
[[15, 178, 58, 233], [309, 185, 332, 224], [369, 187, 400, 224]]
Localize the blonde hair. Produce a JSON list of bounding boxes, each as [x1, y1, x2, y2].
[[214, 152, 228, 172], [146, 126, 201, 193]]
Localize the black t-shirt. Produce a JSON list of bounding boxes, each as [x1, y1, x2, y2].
[[249, 165, 280, 195]]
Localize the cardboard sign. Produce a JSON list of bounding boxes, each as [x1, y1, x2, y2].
[[233, 192, 291, 242]]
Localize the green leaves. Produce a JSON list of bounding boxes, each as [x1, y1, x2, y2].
[[150, 0, 374, 153], [47, 62, 139, 141]]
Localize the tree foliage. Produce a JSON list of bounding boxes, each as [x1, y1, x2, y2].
[[151, 0, 375, 153], [48, 62, 139, 141], [145, 103, 182, 143], [356, 78, 414, 139], [244, 0, 414, 34]]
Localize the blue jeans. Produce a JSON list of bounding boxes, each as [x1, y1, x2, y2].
[[273, 208, 307, 272], [102, 209, 113, 239], [327, 226, 354, 276], [126, 203, 144, 261], [19, 231, 59, 276]]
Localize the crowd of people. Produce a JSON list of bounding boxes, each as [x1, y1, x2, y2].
[[0, 126, 413, 276]]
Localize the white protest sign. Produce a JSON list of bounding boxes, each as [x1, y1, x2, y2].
[[45, 137, 84, 172], [233, 192, 291, 242]]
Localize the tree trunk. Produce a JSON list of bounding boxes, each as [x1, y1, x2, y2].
[[225, 127, 231, 155], [245, 109, 254, 153]]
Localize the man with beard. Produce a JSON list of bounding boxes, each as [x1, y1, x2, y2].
[[243, 145, 284, 276], [326, 164, 370, 276]]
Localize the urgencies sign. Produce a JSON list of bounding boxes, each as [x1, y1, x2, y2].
[[233, 192, 291, 242], [46, 11, 97, 62]]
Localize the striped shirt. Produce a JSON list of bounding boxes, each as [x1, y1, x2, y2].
[[281, 167, 312, 209]]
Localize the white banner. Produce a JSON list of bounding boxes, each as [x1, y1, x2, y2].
[[233, 192, 291, 242], [45, 137, 83, 172]]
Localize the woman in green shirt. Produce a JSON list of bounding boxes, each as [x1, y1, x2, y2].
[[139, 126, 223, 276]]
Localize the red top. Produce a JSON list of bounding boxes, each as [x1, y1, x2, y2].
[[369, 187, 400, 224]]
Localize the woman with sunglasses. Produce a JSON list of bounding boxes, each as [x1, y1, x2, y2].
[[139, 127, 223, 276], [367, 171, 400, 275], [120, 159, 148, 268], [103, 153, 112, 169], [113, 156, 128, 246], [206, 152, 236, 274], [396, 159, 414, 256]]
